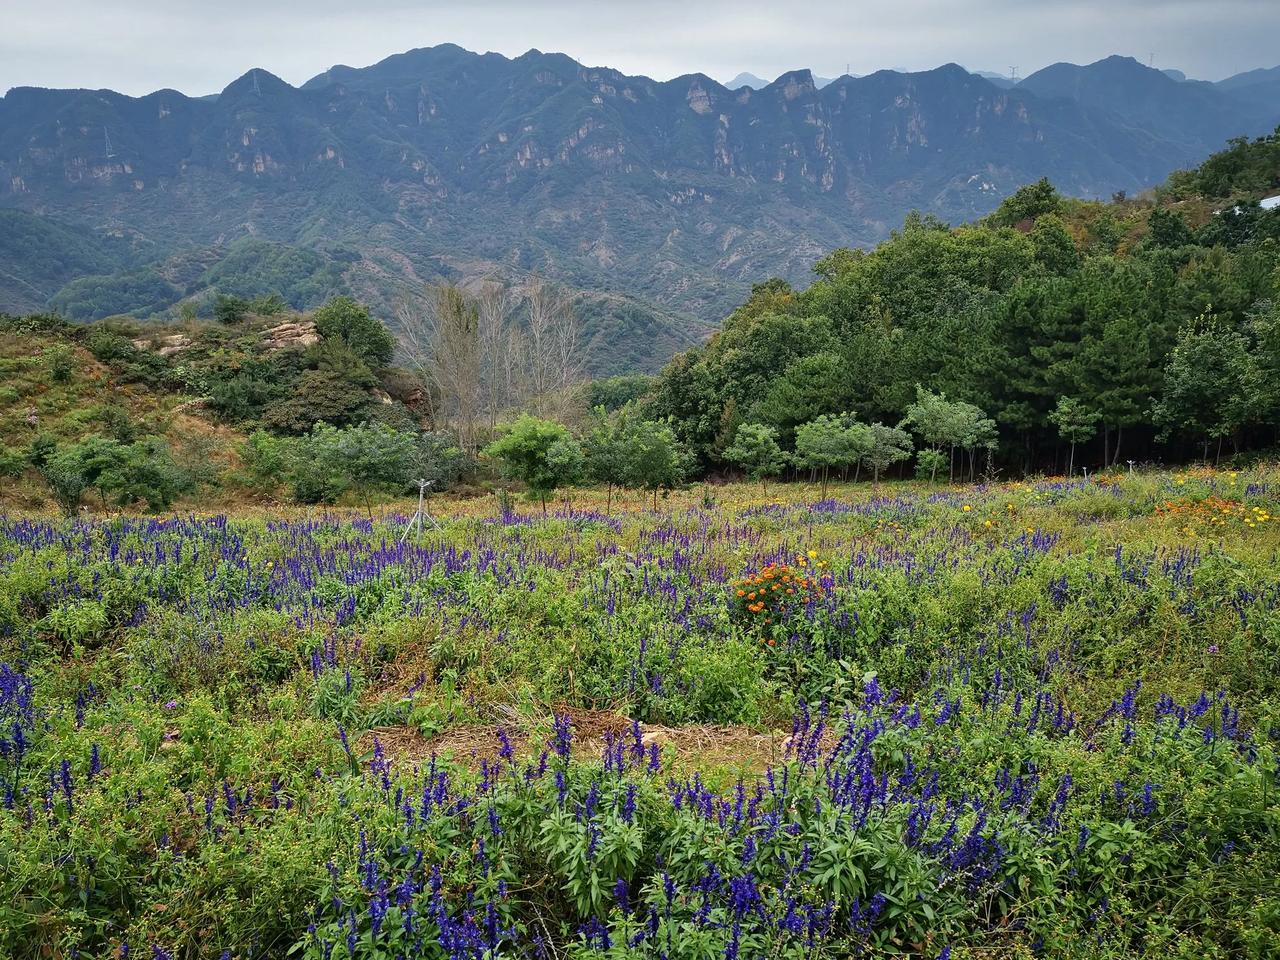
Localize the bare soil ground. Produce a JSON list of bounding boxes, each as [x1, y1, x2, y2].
[[360, 708, 793, 777]]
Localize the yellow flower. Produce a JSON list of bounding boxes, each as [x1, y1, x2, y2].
[[962, 505, 971, 512]]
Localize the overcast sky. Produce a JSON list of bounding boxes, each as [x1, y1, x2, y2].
[[4, 0, 1277, 97]]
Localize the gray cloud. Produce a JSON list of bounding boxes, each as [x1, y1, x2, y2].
[[3, 0, 1277, 96]]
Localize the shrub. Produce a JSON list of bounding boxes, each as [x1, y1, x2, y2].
[[261, 369, 373, 434], [723, 422, 787, 488], [39, 454, 89, 515], [288, 422, 416, 506], [312, 296, 395, 367], [214, 294, 250, 325], [240, 430, 292, 489], [915, 448, 948, 481], [45, 343, 77, 383], [413, 431, 467, 492], [0, 447, 25, 478], [485, 415, 583, 513], [39, 435, 193, 513]]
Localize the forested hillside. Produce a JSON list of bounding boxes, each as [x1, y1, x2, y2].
[[1, 129, 1277, 516], [645, 130, 1280, 474]]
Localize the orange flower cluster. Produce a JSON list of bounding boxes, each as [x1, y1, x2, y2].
[[732, 556, 824, 625], [1155, 496, 1276, 531]]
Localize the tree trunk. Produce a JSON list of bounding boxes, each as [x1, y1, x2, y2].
[[1112, 425, 1123, 466], [1068, 441, 1075, 477], [1102, 425, 1110, 470]]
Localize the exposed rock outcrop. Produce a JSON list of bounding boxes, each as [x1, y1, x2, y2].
[[131, 334, 193, 357], [264, 320, 319, 351]]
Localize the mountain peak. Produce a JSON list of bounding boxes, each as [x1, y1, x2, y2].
[[766, 69, 815, 89], [726, 72, 769, 90], [220, 68, 292, 99]]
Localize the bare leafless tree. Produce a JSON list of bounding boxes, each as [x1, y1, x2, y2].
[[396, 293, 437, 430], [399, 276, 586, 445], [524, 277, 585, 416], [399, 283, 482, 453], [475, 280, 518, 433]]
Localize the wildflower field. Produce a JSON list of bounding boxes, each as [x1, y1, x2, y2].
[[2, 469, 1279, 960]]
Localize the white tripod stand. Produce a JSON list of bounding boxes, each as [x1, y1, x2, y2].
[[400, 478, 440, 543]]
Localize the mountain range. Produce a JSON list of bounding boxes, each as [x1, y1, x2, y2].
[[727, 72, 841, 90], [1, 45, 1277, 373]]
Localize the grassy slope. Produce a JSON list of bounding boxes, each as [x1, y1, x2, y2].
[[0, 331, 248, 510]]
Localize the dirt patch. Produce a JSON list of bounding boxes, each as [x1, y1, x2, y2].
[[360, 725, 439, 769], [638, 724, 790, 773], [362, 711, 792, 777], [552, 704, 632, 740]]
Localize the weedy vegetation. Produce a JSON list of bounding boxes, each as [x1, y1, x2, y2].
[[1, 468, 1278, 959]]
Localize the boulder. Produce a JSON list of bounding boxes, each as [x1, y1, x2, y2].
[[131, 333, 193, 357], [264, 320, 320, 351]]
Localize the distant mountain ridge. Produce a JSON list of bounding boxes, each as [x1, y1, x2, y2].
[[727, 71, 840, 89], [1, 45, 1277, 372], [1018, 56, 1260, 155]]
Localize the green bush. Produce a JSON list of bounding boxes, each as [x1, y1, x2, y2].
[[0, 447, 26, 478], [44, 343, 77, 383], [485, 415, 584, 512], [287, 422, 416, 505], [39, 434, 193, 513]]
